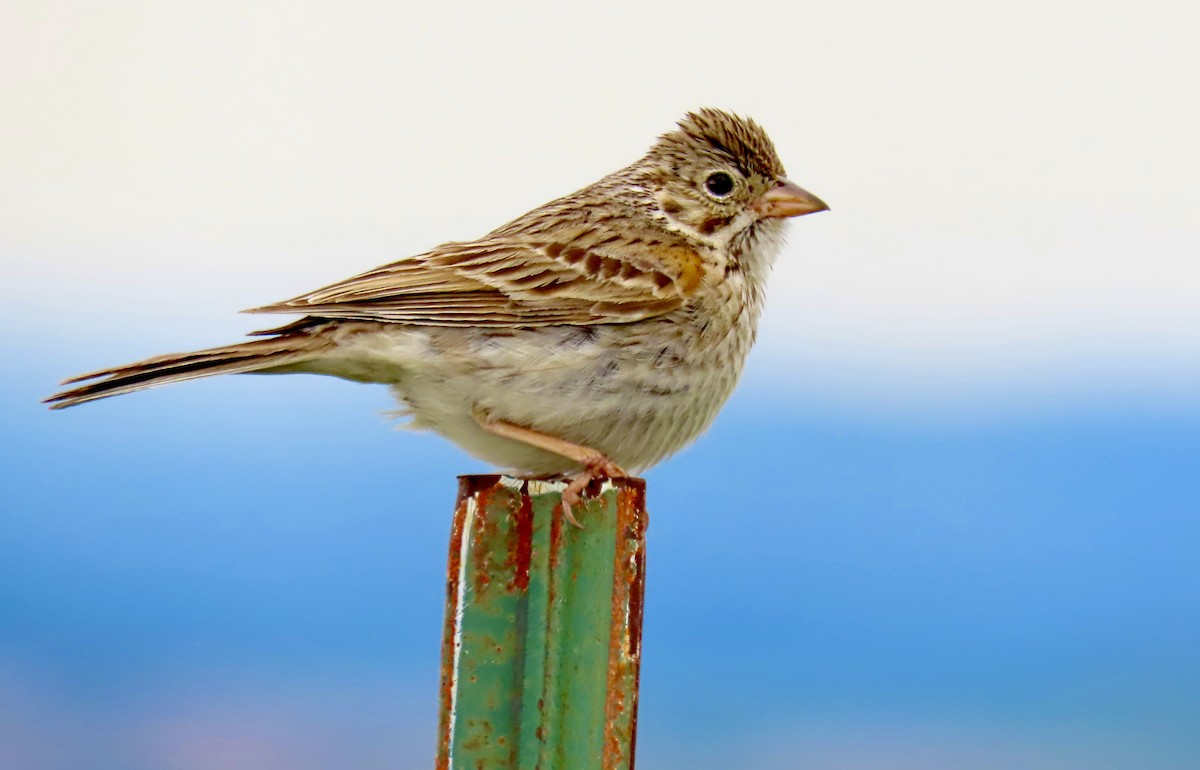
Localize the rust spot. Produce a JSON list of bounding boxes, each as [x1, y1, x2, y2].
[[562, 246, 587, 264], [437, 480, 472, 769], [544, 242, 565, 258], [627, 546, 646, 660], [459, 474, 504, 500], [601, 479, 647, 770], [584, 252, 603, 276], [511, 487, 534, 591]]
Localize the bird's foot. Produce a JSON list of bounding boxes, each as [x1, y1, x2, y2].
[[470, 414, 627, 528], [560, 456, 627, 528]]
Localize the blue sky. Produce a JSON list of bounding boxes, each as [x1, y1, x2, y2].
[[4, 1, 1200, 768]]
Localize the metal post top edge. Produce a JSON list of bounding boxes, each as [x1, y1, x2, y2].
[[456, 474, 647, 492]]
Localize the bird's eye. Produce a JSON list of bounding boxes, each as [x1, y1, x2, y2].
[[704, 171, 735, 198]]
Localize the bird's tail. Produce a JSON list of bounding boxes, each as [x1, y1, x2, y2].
[[44, 330, 335, 410]]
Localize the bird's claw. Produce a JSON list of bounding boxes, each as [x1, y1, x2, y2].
[[559, 457, 627, 528]]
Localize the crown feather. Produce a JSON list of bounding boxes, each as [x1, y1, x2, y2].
[[662, 108, 786, 179]]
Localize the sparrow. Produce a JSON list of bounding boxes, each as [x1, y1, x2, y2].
[[45, 108, 828, 522]]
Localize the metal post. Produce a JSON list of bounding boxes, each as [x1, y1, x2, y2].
[[436, 475, 647, 770]]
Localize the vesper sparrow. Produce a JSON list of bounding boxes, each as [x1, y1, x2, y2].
[[46, 108, 827, 519]]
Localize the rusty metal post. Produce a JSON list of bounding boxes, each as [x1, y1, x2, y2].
[[435, 475, 647, 770]]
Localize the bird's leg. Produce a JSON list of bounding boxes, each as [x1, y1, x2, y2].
[[472, 415, 627, 528]]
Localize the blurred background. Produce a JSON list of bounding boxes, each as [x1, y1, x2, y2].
[[3, 1, 1198, 768]]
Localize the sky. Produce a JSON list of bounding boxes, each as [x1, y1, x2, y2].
[[2, 1, 1199, 768]]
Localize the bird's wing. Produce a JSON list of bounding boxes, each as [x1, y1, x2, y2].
[[246, 225, 708, 327]]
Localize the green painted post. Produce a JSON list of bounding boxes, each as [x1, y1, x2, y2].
[[435, 475, 647, 770]]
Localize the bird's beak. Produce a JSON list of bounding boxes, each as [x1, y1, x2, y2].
[[753, 179, 829, 219]]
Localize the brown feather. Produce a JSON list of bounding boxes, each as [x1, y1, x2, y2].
[[244, 221, 710, 328], [44, 333, 333, 409]]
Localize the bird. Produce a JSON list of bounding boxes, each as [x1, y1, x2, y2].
[[45, 108, 828, 522]]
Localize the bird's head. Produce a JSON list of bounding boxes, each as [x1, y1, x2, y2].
[[641, 108, 827, 255]]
